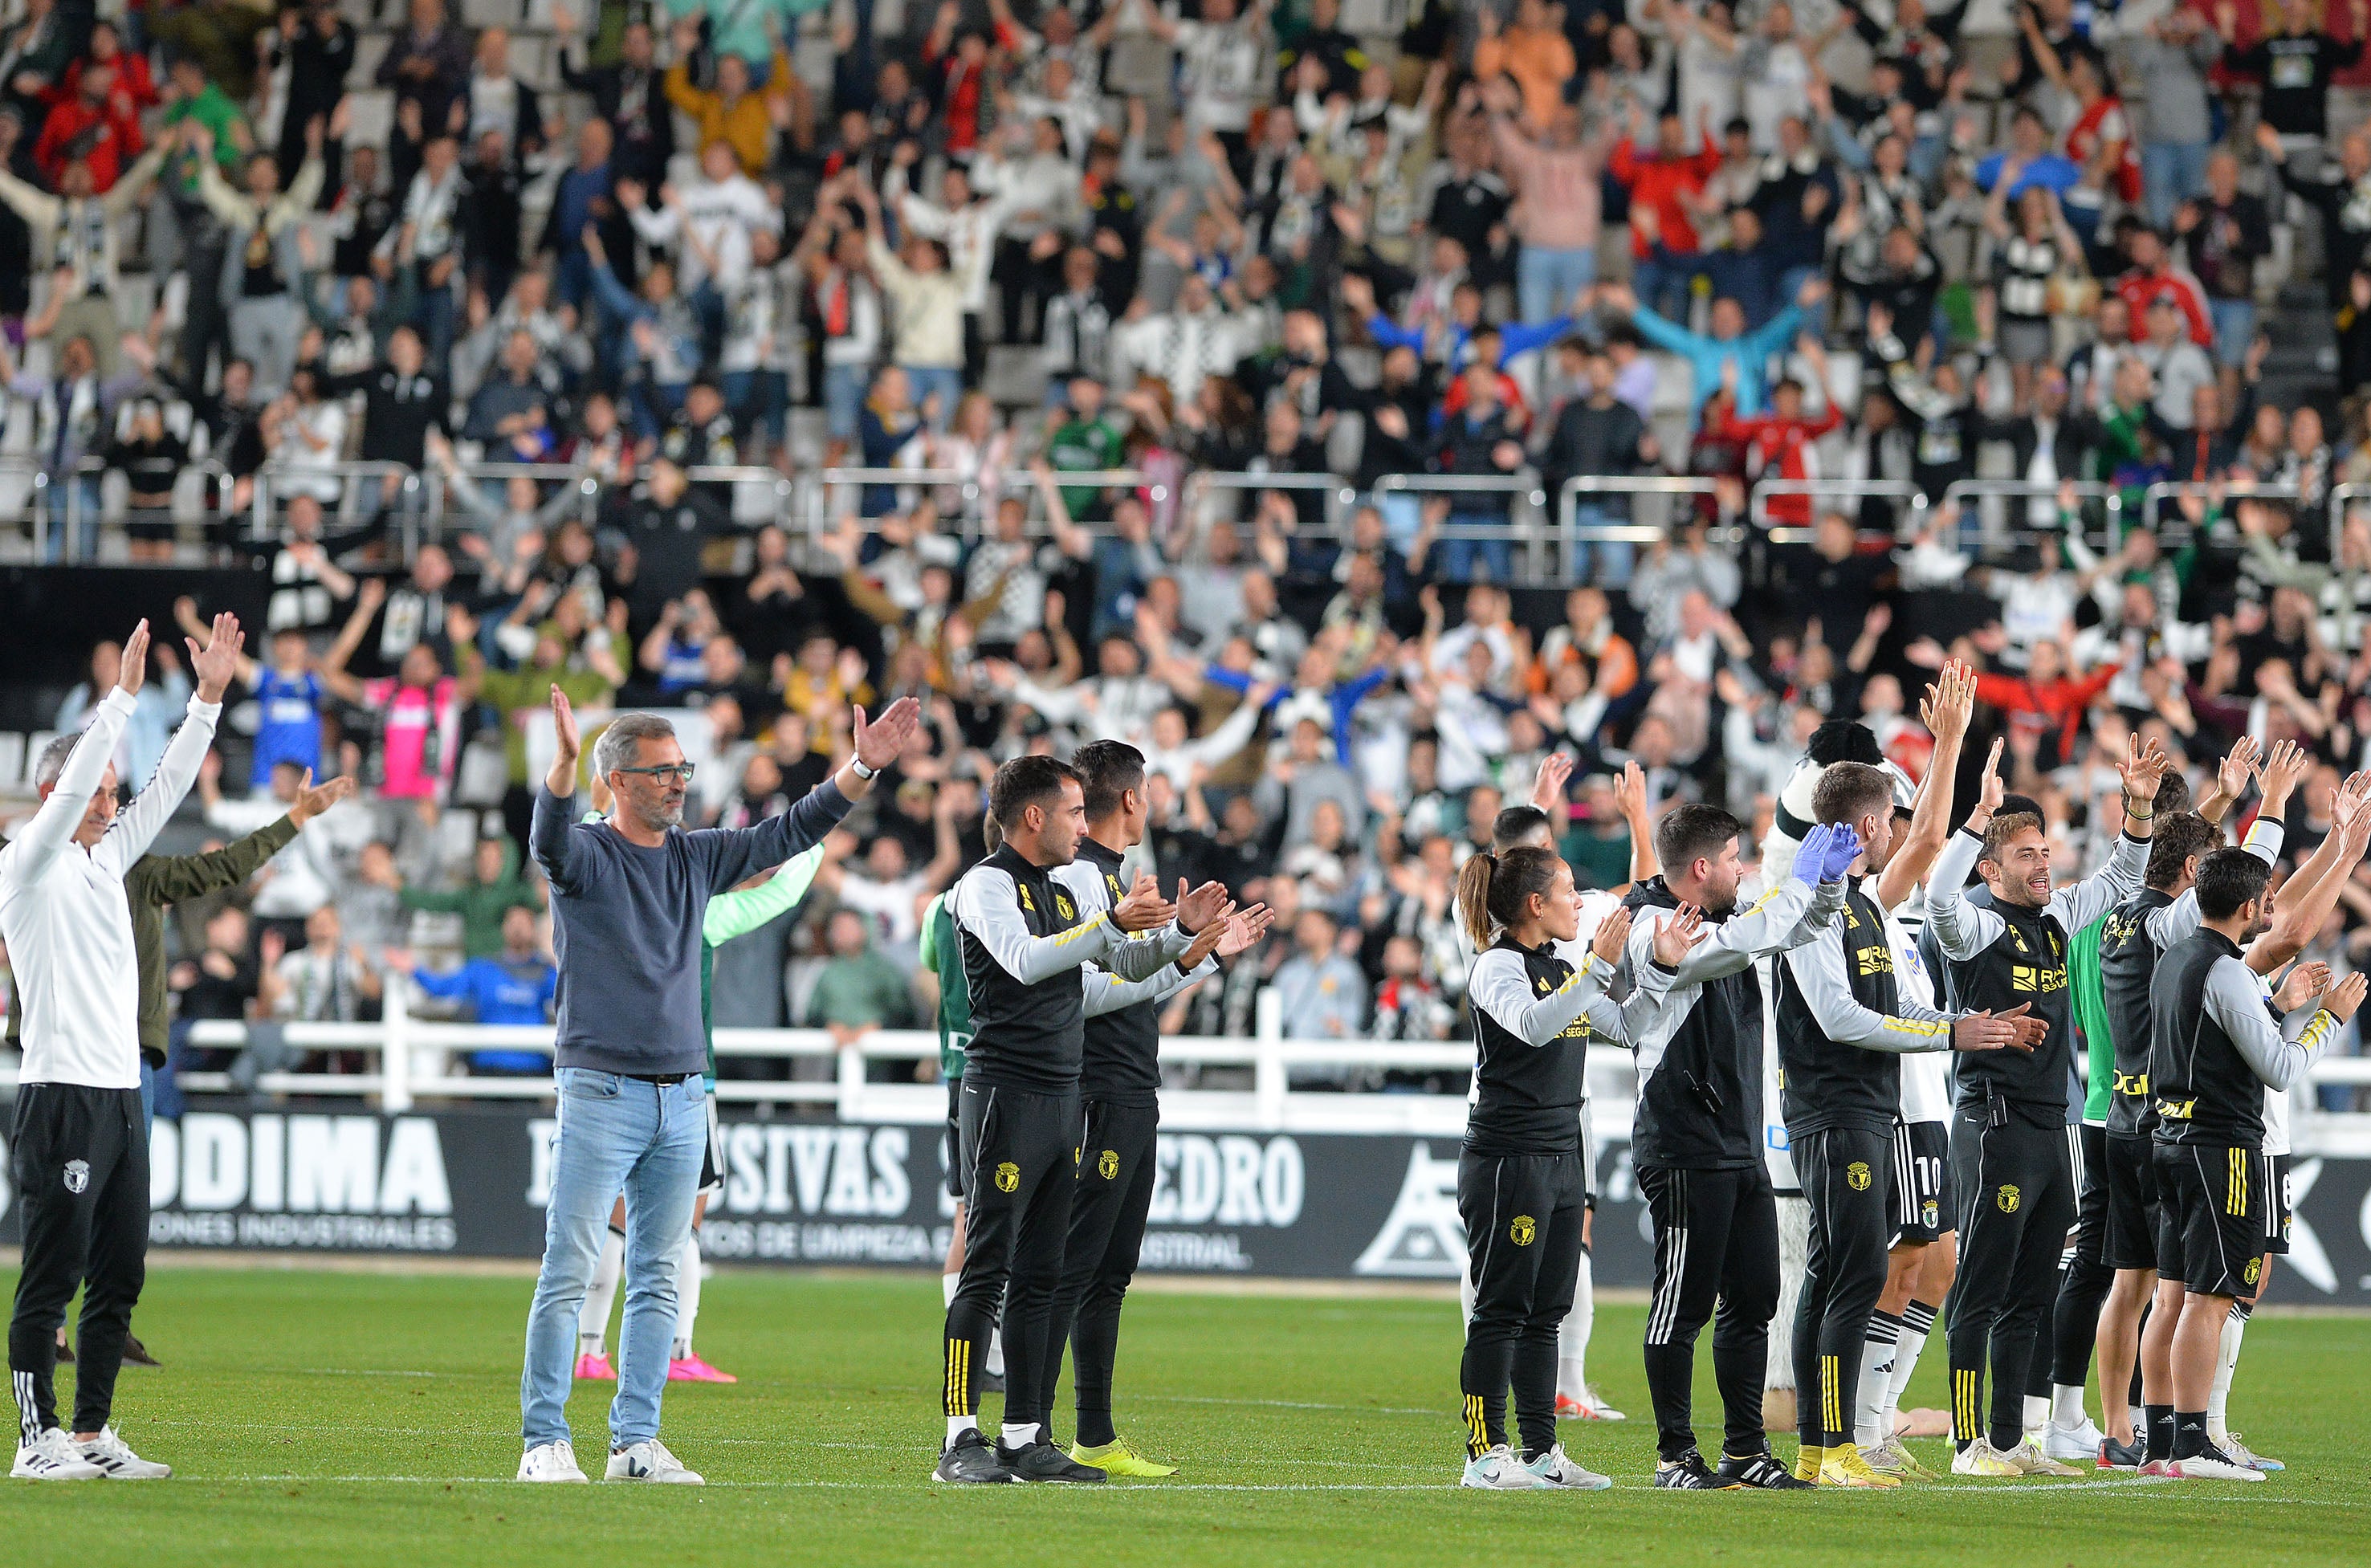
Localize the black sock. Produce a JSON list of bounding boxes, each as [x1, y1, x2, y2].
[[1988, 1420, 2023, 1455], [2144, 1404, 2174, 1462], [2173, 1410, 2208, 1460]]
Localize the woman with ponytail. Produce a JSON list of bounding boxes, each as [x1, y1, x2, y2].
[[1453, 844, 1707, 1491]]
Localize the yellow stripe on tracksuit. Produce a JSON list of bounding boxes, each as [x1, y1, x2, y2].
[[1953, 1369, 1980, 1442], [1882, 1015, 1952, 1040], [2228, 1148, 2248, 1217], [1465, 1395, 1489, 1458], [1821, 1356, 1841, 1437]]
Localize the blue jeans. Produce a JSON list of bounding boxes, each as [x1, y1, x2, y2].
[[1632, 251, 1698, 323], [1436, 515, 1513, 583], [1569, 503, 1636, 587], [520, 1068, 707, 1451], [2208, 297, 2256, 369], [903, 364, 964, 430], [1518, 244, 1598, 324], [2142, 141, 2210, 231]]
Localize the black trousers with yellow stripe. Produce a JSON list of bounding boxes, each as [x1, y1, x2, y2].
[[943, 1081, 1080, 1435], [1042, 1098, 1163, 1449], [1789, 1126, 1894, 1453], [1944, 1105, 2076, 1452], [1457, 1149, 1586, 1461]]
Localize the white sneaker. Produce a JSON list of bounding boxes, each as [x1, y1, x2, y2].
[[1460, 1444, 1549, 1489], [1577, 1384, 1627, 1421], [12, 1429, 104, 1480], [2215, 1432, 2283, 1472], [76, 1427, 169, 1479], [517, 1440, 589, 1482], [2000, 1438, 2083, 1476], [1524, 1443, 1613, 1490], [2169, 1447, 2267, 1483], [606, 1438, 704, 1485], [1949, 1439, 2025, 1477], [2043, 1417, 2104, 1463]]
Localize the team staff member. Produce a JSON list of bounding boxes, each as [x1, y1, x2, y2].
[[1623, 809, 1850, 1490], [934, 755, 1231, 1485], [923, 867, 1004, 1395], [1455, 847, 1698, 1491], [1780, 755, 2045, 1487], [6, 614, 240, 1481], [1042, 740, 1273, 1478], [519, 692, 919, 1486], [1925, 733, 2166, 1477], [2145, 849, 2361, 1480]]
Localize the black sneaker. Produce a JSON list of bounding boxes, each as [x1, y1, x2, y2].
[[996, 1438, 1106, 1483], [2098, 1434, 2144, 1472], [978, 1370, 1006, 1394], [122, 1334, 160, 1369], [933, 1428, 1016, 1484], [1654, 1449, 1742, 1489], [1719, 1448, 1815, 1489]]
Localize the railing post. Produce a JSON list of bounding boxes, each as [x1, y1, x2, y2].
[[1254, 987, 1285, 1130], [381, 982, 413, 1113], [837, 1034, 866, 1122]]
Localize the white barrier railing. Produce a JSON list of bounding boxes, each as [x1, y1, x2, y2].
[[8, 985, 2370, 1152]]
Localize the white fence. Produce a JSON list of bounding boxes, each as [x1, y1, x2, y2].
[[7, 984, 2371, 1155]]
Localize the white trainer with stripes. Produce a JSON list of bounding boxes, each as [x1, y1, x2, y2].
[[77, 1426, 170, 1479], [13, 1427, 104, 1480], [605, 1438, 704, 1485]]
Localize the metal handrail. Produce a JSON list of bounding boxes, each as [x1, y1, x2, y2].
[[1175, 469, 1359, 550], [1556, 474, 1725, 546], [1746, 478, 1927, 540], [2133, 479, 2304, 544]]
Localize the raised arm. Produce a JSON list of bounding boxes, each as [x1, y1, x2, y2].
[[1625, 837, 1832, 986], [2047, 735, 2165, 932], [2204, 956, 2353, 1092], [703, 841, 828, 946], [1878, 658, 1974, 910], [318, 576, 385, 704], [8, 622, 149, 886], [1469, 943, 1615, 1045], [107, 613, 241, 869]]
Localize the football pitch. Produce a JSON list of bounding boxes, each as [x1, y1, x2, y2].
[[6, 1265, 2366, 1566]]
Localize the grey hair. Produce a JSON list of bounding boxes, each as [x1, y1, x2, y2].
[[33, 732, 83, 792], [593, 712, 677, 781]]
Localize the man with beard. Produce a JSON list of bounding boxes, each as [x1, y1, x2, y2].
[[1621, 804, 1851, 1489], [1925, 732, 2165, 1476]]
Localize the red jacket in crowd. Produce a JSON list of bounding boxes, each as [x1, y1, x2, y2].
[[1608, 132, 1721, 259]]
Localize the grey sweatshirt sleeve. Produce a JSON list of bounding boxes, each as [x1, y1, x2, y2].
[[1926, 829, 2005, 960], [2204, 955, 2339, 1091], [1082, 954, 1216, 1014], [1782, 927, 1962, 1052], [695, 779, 856, 891], [951, 862, 1119, 983], [1469, 947, 1613, 1045], [2049, 828, 2152, 934], [2146, 820, 2283, 948], [1053, 859, 1193, 979]]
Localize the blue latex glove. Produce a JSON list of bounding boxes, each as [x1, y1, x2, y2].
[[1819, 824, 1868, 882], [1789, 824, 1832, 887]]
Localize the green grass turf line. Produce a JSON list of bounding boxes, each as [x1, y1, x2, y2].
[[2, 1269, 2363, 1566]]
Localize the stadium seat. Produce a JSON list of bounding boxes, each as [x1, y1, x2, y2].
[[0, 734, 25, 790], [18, 732, 55, 790]]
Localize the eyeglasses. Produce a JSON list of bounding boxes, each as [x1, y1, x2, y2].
[[613, 764, 697, 786]]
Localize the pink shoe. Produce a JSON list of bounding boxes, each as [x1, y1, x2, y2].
[[666, 1354, 738, 1384], [574, 1351, 616, 1381]]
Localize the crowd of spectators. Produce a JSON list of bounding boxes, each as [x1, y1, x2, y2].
[[6, 0, 2371, 1108]]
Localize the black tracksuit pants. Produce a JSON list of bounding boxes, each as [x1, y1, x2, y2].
[[943, 1081, 1078, 1434], [2038, 1122, 2113, 1395], [1945, 1105, 2077, 1451], [1042, 1099, 1160, 1448], [1638, 1162, 1781, 1464], [1790, 1126, 1894, 1452], [10, 1085, 149, 1441], [1459, 1151, 1587, 1461]]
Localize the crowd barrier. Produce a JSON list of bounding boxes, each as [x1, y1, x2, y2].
[[6, 993, 2370, 1295]]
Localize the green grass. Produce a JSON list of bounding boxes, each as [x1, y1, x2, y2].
[[6, 1266, 2366, 1565]]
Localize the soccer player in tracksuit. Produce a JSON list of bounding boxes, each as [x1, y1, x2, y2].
[[1925, 732, 2166, 1477], [1621, 805, 1849, 1490], [923, 875, 1007, 1392], [933, 755, 1237, 1485], [5, 614, 240, 1481], [1779, 726, 2050, 1491], [1040, 740, 1271, 1479], [2144, 848, 2361, 1480], [1452, 845, 1696, 1491]]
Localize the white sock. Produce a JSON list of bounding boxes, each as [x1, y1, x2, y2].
[[2023, 1394, 2050, 1434], [2207, 1305, 2247, 1442], [577, 1228, 625, 1353], [670, 1232, 703, 1359], [1001, 1421, 1041, 1449], [943, 1273, 959, 1309], [1856, 1312, 1903, 1448], [2051, 1383, 2087, 1431], [1884, 1302, 1937, 1434], [946, 1415, 977, 1448], [987, 1326, 1005, 1379], [1556, 1249, 1594, 1400], [1459, 1269, 1475, 1329]]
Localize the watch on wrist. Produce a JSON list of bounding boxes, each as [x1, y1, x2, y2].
[[850, 758, 878, 781]]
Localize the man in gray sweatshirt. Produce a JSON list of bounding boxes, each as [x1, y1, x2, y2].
[[516, 687, 920, 1485]]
